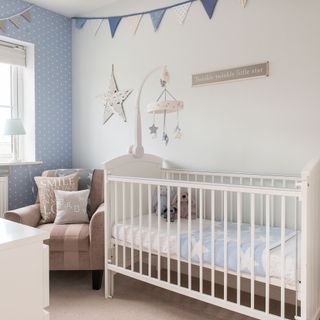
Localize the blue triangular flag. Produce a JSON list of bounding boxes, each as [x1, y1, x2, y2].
[[108, 16, 122, 38], [201, 0, 218, 19], [150, 9, 166, 31], [75, 18, 87, 29]]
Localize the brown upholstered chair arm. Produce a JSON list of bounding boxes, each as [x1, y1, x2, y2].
[[5, 204, 41, 227], [89, 203, 105, 270]]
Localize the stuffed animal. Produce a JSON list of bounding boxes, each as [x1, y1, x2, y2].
[[163, 206, 177, 222], [152, 186, 176, 217], [172, 190, 197, 219]]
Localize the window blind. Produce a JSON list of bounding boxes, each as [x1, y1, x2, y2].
[[0, 40, 26, 67]]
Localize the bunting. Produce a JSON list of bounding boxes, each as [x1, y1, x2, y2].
[[0, 5, 33, 32], [174, 2, 192, 25], [150, 9, 166, 32], [108, 16, 122, 38], [73, 0, 221, 38]]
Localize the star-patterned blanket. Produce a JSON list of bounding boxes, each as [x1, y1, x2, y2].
[[179, 222, 296, 278]]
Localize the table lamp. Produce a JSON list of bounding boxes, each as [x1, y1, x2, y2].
[[3, 118, 26, 162]]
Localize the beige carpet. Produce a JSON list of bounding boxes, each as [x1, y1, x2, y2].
[[48, 271, 254, 320]]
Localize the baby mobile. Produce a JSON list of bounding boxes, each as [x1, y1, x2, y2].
[[147, 67, 184, 146]]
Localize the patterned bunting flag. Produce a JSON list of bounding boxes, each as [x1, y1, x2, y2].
[[108, 16, 122, 38], [127, 15, 143, 35], [10, 16, 20, 29], [201, 0, 218, 19], [0, 21, 6, 32], [150, 9, 166, 32], [21, 11, 32, 22], [75, 18, 87, 29], [174, 2, 192, 25]]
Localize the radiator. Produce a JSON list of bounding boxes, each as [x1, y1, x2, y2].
[[0, 176, 8, 218]]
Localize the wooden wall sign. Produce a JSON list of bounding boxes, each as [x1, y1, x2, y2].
[[192, 62, 269, 87]]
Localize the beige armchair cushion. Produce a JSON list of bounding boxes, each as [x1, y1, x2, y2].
[[35, 173, 79, 224]]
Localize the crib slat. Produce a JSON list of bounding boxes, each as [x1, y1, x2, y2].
[[280, 196, 286, 318], [250, 193, 255, 309], [237, 192, 242, 305], [115, 182, 118, 267], [167, 185, 171, 284], [130, 183, 134, 272], [148, 185, 152, 277], [177, 187, 181, 287], [122, 182, 126, 269], [265, 194, 271, 314], [157, 185, 161, 280], [199, 189, 203, 294], [224, 191, 228, 301], [139, 184, 142, 274], [211, 190, 215, 298], [188, 187, 192, 290]]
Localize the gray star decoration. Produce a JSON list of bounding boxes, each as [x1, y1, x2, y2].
[[104, 68, 132, 124], [149, 124, 158, 137]]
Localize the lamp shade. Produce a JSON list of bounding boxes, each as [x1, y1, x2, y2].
[[3, 119, 26, 136]]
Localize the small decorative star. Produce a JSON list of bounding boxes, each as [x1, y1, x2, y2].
[[174, 125, 182, 139], [149, 124, 158, 136], [163, 132, 169, 146]]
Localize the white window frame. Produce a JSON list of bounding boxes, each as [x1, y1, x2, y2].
[[0, 64, 24, 162]]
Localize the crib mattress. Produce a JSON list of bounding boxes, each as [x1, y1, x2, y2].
[[112, 214, 299, 286]]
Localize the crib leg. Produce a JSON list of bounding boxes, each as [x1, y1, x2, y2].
[[105, 270, 115, 298]]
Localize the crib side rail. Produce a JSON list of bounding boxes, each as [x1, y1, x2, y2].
[[106, 173, 301, 320], [300, 156, 320, 320], [163, 168, 301, 190]]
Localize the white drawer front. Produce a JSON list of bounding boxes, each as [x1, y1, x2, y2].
[[43, 244, 49, 308], [43, 309, 50, 320]]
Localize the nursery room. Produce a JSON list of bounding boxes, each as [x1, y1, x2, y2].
[[0, 0, 320, 319]]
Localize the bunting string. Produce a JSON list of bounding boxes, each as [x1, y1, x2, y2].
[[0, 5, 34, 32], [73, 0, 226, 38]]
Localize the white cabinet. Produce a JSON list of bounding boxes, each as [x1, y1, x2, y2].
[[0, 218, 50, 320]]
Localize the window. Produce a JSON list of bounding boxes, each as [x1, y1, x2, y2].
[[0, 63, 22, 161], [0, 39, 27, 162]]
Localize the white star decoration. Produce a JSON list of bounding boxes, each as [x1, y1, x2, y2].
[[104, 66, 132, 123]]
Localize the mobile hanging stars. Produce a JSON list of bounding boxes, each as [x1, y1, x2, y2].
[[146, 66, 184, 146], [103, 65, 132, 124]]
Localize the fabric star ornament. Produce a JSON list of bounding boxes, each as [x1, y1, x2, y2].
[[104, 66, 132, 123]]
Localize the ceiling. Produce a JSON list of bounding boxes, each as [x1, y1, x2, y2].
[[27, 0, 118, 17]]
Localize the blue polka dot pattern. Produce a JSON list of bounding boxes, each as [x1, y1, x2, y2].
[[0, 0, 72, 209]]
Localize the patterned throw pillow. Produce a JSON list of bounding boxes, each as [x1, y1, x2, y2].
[[34, 173, 79, 224], [54, 189, 90, 224]]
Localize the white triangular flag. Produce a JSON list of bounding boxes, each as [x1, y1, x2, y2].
[[94, 19, 104, 37], [127, 15, 143, 35], [0, 20, 6, 31], [10, 16, 20, 29], [241, 0, 247, 8], [21, 11, 32, 22], [174, 2, 192, 25]]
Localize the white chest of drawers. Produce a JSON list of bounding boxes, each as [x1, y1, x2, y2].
[[0, 218, 50, 320]]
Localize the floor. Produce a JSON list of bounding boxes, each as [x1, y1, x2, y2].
[[49, 271, 255, 320]]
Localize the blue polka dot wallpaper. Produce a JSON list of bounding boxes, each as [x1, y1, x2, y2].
[[0, 0, 72, 209]]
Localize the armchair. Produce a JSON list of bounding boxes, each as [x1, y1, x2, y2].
[[5, 169, 105, 290]]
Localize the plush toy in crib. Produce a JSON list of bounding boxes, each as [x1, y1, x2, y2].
[[152, 186, 176, 217], [172, 191, 197, 219], [163, 206, 177, 222]]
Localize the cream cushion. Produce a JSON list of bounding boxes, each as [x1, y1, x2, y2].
[[35, 173, 79, 224], [54, 189, 90, 225]]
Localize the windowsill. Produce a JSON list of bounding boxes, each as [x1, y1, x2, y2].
[[0, 160, 43, 167]]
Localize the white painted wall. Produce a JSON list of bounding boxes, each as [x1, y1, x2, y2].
[[72, 0, 320, 175]]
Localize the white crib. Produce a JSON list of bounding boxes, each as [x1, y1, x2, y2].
[[103, 154, 320, 320]]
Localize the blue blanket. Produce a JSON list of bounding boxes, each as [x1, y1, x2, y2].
[[179, 222, 296, 277]]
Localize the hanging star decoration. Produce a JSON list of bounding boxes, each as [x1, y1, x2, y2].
[[103, 65, 132, 124], [149, 124, 158, 138]]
